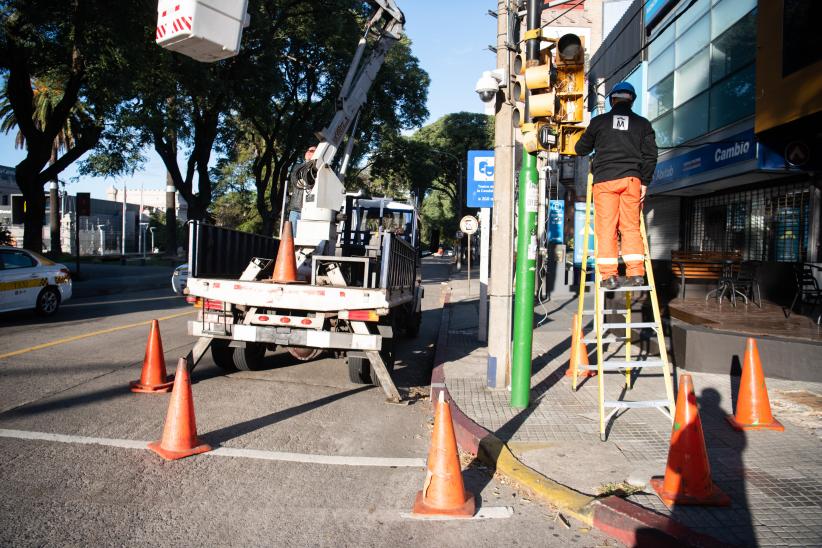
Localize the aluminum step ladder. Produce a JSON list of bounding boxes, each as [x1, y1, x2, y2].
[[571, 174, 675, 441]]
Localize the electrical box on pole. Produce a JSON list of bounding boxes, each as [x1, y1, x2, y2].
[[156, 0, 250, 62]]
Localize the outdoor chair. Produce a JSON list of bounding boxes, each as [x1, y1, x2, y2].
[[734, 261, 762, 308], [786, 263, 822, 324]]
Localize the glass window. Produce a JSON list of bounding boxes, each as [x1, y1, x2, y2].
[[1, 195, 8, 206], [647, 74, 674, 120], [652, 113, 674, 149], [649, 21, 675, 59], [783, 0, 821, 76], [673, 92, 709, 144], [712, 0, 756, 39], [0, 251, 37, 270], [711, 10, 756, 82], [675, 47, 709, 106], [709, 64, 755, 130], [676, 14, 709, 65], [648, 45, 674, 86], [676, 0, 710, 35]]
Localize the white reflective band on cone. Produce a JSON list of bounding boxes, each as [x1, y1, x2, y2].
[[622, 254, 645, 262], [596, 258, 619, 265]]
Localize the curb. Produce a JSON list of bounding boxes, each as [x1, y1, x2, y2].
[[432, 284, 730, 547]]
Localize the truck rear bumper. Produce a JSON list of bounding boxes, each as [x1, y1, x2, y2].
[[189, 321, 381, 351]]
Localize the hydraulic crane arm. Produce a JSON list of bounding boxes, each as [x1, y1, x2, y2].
[[293, 0, 405, 248], [309, 0, 404, 172]]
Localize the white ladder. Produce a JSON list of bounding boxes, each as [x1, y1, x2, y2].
[[571, 174, 675, 441]]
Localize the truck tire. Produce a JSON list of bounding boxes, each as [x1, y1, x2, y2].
[[347, 354, 369, 384], [233, 342, 266, 371], [211, 340, 236, 371]]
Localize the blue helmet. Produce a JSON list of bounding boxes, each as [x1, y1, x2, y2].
[[609, 82, 637, 100]]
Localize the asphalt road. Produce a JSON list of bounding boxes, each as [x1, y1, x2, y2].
[[0, 258, 611, 547]]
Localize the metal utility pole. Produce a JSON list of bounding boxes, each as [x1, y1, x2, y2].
[[487, 0, 516, 390], [510, 0, 542, 409], [121, 183, 127, 256]]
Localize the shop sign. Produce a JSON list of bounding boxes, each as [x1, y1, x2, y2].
[[651, 129, 757, 187]]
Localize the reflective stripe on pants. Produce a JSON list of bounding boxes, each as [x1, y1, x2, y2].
[[592, 176, 645, 278]]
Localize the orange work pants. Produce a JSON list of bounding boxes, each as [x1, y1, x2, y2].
[[592, 176, 645, 278]]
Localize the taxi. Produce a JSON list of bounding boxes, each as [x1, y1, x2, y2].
[[0, 246, 73, 316]]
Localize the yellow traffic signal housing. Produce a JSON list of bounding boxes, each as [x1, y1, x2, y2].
[[558, 125, 585, 156], [522, 122, 558, 153], [555, 34, 585, 124]]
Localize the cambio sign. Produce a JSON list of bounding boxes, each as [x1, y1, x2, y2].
[[467, 150, 495, 208]]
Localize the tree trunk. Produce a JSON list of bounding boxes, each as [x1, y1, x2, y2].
[[15, 160, 45, 252]]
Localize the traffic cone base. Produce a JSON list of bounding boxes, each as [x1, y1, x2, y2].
[[649, 477, 731, 508], [129, 378, 174, 394], [725, 414, 784, 432], [411, 489, 475, 518], [131, 319, 173, 393], [147, 439, 211, 461]]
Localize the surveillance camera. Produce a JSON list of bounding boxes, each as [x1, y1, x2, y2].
[[474, 69, 507, 104]]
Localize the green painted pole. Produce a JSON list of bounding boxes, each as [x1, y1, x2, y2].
[[510, 0, 542, 409], [510, 149, 539, 409]]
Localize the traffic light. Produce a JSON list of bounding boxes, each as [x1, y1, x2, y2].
[[518, 43, 558, 153], [554, 34, 586, 155]]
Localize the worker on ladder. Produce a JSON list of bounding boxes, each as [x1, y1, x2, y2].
[[574, 82, 658, 291]]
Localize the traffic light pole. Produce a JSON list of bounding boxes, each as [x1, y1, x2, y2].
[[510, 0, 542, 409]]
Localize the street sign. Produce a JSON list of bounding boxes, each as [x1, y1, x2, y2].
[[459, 215, 479, 235], [455, 231, 464, 239], [466, 150, 494, 208], [548, 200, 564, 244]]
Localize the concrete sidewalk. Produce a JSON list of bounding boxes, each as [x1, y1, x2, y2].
[[439, 270, 822, 547]]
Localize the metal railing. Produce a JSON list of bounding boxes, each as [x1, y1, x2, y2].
[[189, 221, 279, 279], [379, 233, 416, 292]]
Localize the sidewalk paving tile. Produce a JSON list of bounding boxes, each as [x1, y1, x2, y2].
[[442, 272, 822, 547]]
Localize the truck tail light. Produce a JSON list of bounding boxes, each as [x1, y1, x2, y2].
[[203, 299, 224, 311], [342, 310, 379, 322]]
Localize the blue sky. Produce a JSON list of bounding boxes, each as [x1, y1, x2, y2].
[[0, 1, 497, 198]]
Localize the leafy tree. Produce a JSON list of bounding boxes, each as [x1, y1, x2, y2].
[[234, 2, 429, 236], [0, 0, 152, 252], [370, 112, 493, 241]]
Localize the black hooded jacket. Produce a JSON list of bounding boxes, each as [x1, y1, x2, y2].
[[574, 102, 658, 185]]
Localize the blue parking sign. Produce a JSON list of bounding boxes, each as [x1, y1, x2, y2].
[[467, 150, 495, 208]]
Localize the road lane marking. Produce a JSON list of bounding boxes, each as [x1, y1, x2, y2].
[[0, 310, 194, 360], [63, 296, 183, 308], [0, 429, 426, 468]]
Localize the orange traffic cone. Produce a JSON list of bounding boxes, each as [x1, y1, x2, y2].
[[130, 320, 174, 393], [271, 221, 298, 283], [566, 314, 596, 378], [726, 338, 784, 432], [650, 374, 730, 508], [412, 391, 475, 518], [148, 358, 211, 461]]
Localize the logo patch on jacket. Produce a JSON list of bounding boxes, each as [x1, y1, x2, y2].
[[613, 115, 629, 130]]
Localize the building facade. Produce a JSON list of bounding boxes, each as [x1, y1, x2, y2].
[[587, 0, 821, 299]]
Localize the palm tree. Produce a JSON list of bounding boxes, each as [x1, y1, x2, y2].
[[0, 79, 87, 254]]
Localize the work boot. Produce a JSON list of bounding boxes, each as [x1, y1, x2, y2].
[[603, 276, 620, 290], [627, 275, 646, 287]]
